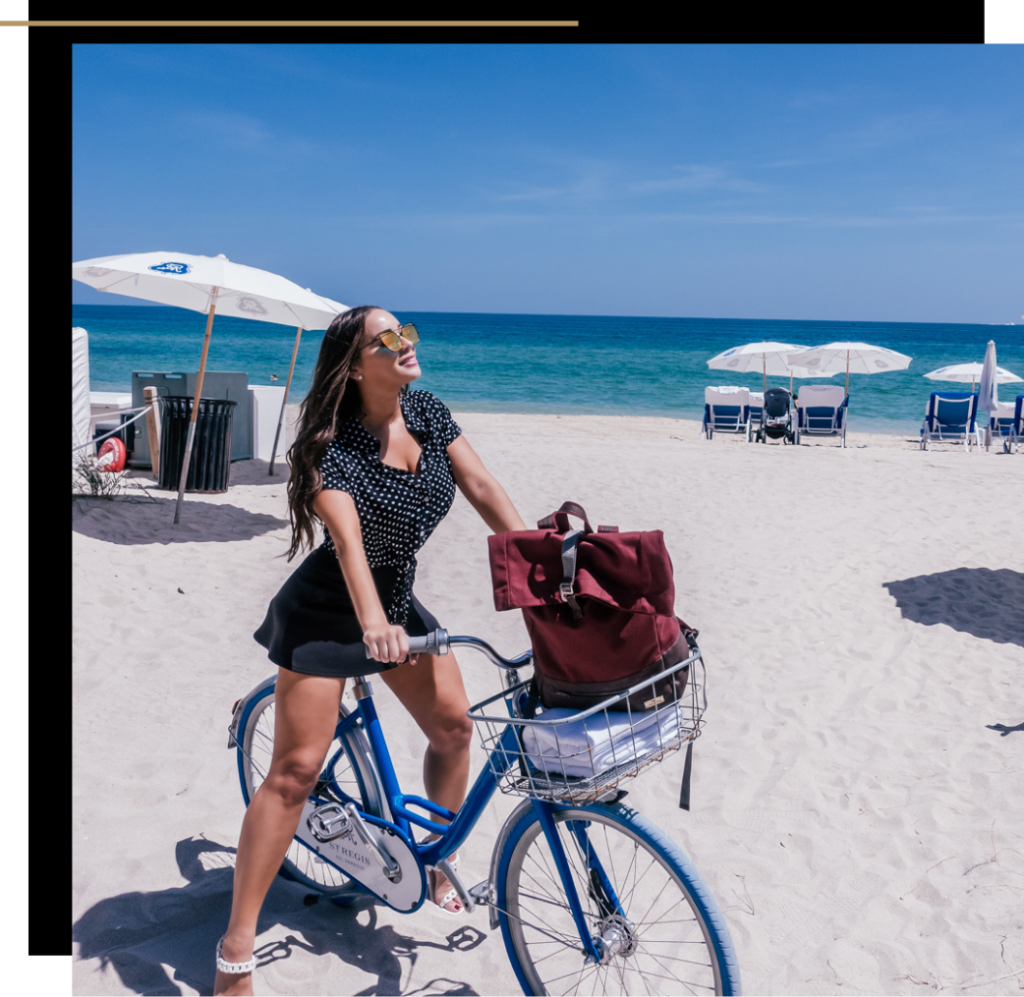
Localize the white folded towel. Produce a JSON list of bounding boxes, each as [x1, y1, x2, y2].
[[521, 703, 684, 779]]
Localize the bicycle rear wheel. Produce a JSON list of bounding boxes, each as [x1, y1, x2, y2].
[[236, 685, 387, 893], [495, 801, 740, 996]]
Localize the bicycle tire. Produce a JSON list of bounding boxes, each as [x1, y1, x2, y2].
[[495, 801, 741, 996], [236, 683, 388, 894]]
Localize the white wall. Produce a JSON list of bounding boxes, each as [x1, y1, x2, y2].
[[249, 386, 299, 461]]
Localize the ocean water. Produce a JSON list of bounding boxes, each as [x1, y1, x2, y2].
[[73, 305, 1024, 435]]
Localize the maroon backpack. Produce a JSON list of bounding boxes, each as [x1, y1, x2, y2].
[[488, 502, 695, 712]]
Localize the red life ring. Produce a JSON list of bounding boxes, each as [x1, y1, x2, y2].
[[97, 437, 127, 473]]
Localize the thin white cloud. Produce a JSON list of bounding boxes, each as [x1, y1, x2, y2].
[[173, 109, 318, 158], [349, 208, 1024, 231], [486, 152, 618, 204], [493, 185, 567, 202], [628, 165, 770, 195], [824, 110, 953, 153]]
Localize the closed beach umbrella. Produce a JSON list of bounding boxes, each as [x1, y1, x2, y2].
[[787, 342, 912, 395], [977, 340, 1000, 449], [707, 341, 823, 393], [72, 251, 347, 522], [977, 341, 1001, 413], [923, 360, 1021, 393]]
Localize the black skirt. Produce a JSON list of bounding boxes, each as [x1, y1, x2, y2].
[[253, 546, 440, 678]]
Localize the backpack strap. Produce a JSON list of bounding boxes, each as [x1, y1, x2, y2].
[[678, 740, 694, 811], [558, 529, 584, 619], [538, 501, 593, 534], [678, 627, 701, 810]]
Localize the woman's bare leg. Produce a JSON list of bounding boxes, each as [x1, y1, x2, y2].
[[379, 651, 474, 909], [214, 669, 344, 996]]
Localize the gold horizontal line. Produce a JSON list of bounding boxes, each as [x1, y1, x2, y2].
[[0, 20, 579, 27]]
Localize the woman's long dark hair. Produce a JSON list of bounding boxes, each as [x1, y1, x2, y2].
[[285, 305, 379, 560]]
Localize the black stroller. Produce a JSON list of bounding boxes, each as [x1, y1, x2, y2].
[[756, 387, 794, 444]]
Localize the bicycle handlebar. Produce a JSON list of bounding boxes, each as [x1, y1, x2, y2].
[[363, 629, 532, 671], [363, 628, 450, 659]]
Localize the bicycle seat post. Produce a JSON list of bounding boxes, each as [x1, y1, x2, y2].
[[352, 675, 373, 700]]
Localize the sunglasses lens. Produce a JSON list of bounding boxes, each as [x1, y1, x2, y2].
[[402, 324, 420, 345], [380, 332, 403, 352]]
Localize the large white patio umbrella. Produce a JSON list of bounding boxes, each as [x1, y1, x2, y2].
[[72, 251, 347, 522], [707, 341, 829, 393], [268, 287, 348, 476], [787, 341, 912, 395], [924, 359, 1021, 393]]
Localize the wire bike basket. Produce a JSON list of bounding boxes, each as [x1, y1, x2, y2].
[[467, 650, 706, 805]]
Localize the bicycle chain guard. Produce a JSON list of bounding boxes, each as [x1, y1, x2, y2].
[[295, 800, 425, 912]]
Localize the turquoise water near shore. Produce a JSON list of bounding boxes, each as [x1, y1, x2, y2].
[[74, 305, 1023, 434]]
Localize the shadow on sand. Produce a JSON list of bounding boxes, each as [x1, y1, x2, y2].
[[882, 567, 1024, 648], [985, 721, 1024, 736], [72, 837, 485, 996], [72, 494, 289, 545], [216, 459, 292, 488]]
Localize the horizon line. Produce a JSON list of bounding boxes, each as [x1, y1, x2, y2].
[[70, 301, 1019, 328]]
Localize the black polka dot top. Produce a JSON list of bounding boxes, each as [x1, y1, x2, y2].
[[317, 389, 462, 627]]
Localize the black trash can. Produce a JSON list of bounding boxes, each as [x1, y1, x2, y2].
[[158, 397, 237, 493]]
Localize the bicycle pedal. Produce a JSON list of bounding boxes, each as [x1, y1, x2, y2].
[[469, 879, 500, 930], [468, 879, 493, 904]]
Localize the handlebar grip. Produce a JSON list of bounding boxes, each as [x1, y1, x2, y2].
[[363, 628, 450, 659]]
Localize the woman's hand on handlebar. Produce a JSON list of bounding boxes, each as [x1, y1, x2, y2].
[[362, 623, 412, 664]]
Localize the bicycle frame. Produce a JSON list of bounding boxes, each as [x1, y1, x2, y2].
[[337, 688, 608, 961]]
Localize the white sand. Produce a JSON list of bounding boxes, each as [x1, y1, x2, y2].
[[72, 412, 1024, 996]]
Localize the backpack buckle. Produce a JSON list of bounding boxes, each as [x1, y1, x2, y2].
[[558, 582, 583, 619]]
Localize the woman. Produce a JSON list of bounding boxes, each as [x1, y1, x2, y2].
[[214, 306, 527, 996]]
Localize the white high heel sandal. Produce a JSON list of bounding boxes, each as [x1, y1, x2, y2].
[[428, 853, 462, 916], [215, 936, 257, 977]]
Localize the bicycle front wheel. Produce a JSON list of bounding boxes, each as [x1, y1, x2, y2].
[[236, 685, 387, 894], [495, 801, 741, 996]]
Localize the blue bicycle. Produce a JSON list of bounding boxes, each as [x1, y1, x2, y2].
[[228, 630, 741, 996]]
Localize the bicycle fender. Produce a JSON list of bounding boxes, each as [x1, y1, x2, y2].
[[228, 674, 276, 749], [485, 799, 534, 930], [293, 804, 426, 913]]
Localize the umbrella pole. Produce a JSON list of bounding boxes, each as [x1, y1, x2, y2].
[[845, 351, 850, 396], [174, 292, 218, 525], [269, 325, 302, 475], [762, 355, 766, 394]]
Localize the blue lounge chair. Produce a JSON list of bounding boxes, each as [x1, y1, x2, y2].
[[919, 392, 981, 452], [988, 401, 1017, 453], [995, 395, 1024, 454], [702, 386, 751, 441], [747, 391, 764, 432], [794, 384, 848, 447]]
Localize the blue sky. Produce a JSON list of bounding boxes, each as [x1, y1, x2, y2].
[[73, 44, 1023, 324]]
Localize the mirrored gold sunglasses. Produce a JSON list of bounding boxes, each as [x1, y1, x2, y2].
[[368, 323, 419, 353]]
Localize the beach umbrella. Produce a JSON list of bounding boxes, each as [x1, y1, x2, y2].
[[977, 340, 1000, 450], [923, 361, 1021, 392], [707, 342, 827, 393], [787, 342, 912, 395], [268, 288, 348, 477], [72, 251, 347, 523]]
